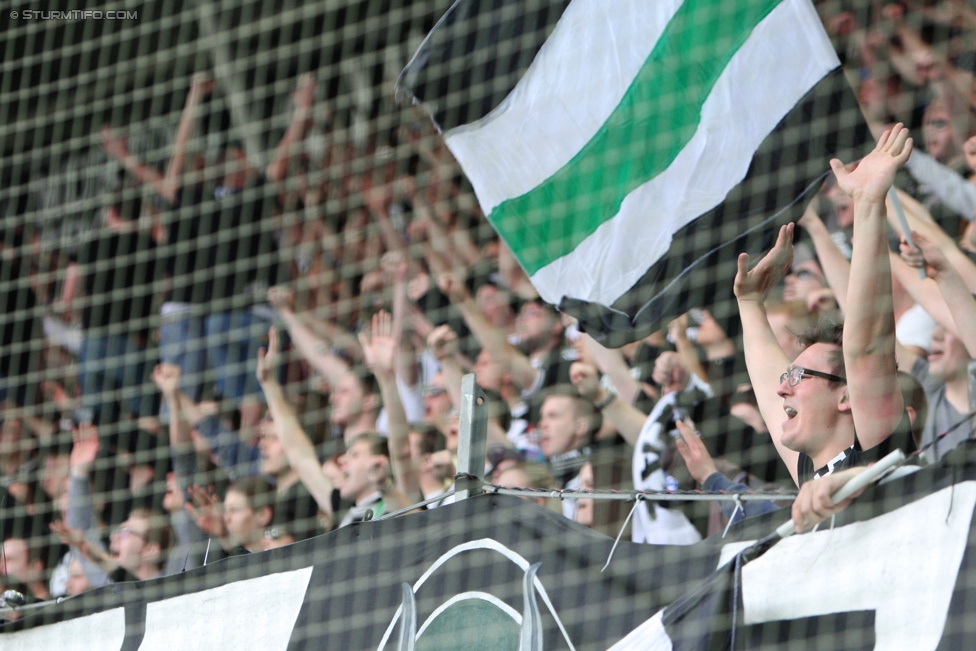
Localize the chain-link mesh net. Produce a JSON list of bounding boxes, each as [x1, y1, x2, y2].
[[1, 0, 975, 648]]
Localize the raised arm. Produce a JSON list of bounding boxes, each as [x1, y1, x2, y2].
[[268, 286, 351, 387], [266, 74, 316, 184], [890, 189, 976, 293], [498, 241, 540, 300], [437, 272, 539, 393], [359, 312, 419, 499], [383, 251, 421, 387], [798, 201, 852, 310], [903, 231, 976, 357], [428, 324, 512, 448], [65, 424, 101, 533], [152, 363, 193, 451], [569, 362, 647, 447], [830, 124, 911, 449], [100, 74, 211, 206], [162, 73, 214, 203], [256, 327, 335, 520], [101, 127, 167, 201], [904, 149, 976, 223], [668, 315, 709, 388], [579, 333, 642, 406], [734, 223, 799, 485]]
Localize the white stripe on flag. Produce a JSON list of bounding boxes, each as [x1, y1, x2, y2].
[[527, 0, 838, 305], [444, 0, 685, 216]]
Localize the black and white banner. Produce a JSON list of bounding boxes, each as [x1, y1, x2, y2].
[[5, 446, 976, 650]]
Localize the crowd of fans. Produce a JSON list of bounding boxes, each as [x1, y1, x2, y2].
[[1, 0, 975, 611]]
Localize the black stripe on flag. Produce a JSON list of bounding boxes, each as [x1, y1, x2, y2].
[[396, 0, 571, 131], [561, 67, 874, 348]]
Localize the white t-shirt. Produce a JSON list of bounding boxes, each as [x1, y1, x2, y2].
[[630, 377, 709, 545]]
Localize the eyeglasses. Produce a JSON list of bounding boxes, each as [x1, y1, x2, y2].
[[792, 269, 817, 281], [923, 119, 949, 131], [779, 366, 846, 387]]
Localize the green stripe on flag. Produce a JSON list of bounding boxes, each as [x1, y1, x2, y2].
[[491, 0, 784, 275]]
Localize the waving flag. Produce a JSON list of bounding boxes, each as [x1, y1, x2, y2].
[[397, 0, 872, 345]]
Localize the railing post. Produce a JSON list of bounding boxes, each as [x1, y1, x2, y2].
[[455, 373, 488, 501]]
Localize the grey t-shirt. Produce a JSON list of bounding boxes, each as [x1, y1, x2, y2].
[[912, 357, 965, 461]]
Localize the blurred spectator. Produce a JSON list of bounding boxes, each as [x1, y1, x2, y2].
[[1, 535, 54, 602]]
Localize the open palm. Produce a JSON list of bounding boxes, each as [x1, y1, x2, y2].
[[359, 311, 396, 377], [830, 123, 913, 203]]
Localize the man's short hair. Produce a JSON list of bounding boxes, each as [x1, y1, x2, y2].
[[797, 319, 846, 388], [227, 476, 277, 514], [348, 432, 390, 459], [501, 460, 556, 490], [409, 423, 446, 456], [4, 535, 51, 572], [350, 367, 382, 411], [127, 507, 175, 561], [538, 384, 602, 442]]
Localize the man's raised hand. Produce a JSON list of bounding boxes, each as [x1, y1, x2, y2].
[[100, 126, 128, 160], [900, 230, 951, 280], [734, 223, 795, 303], [427, 324, 459, 362], [189, 72, 215, 99], [185, 485, 227, 538], [829, 122, 912, 203], [267, 286, 296, 313], [70, 423, 100, 478], [359, 311, 397, 378], [674, 418, 718, 485], [256, 326, 282, 386], [151, 363, 181, 398], [569, 362, 601, 402]]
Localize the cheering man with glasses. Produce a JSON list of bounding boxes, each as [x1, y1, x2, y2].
[[734, 124, 914, 486]]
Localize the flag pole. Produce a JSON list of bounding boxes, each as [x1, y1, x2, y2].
[[888, 188, 927, 280], [772, 449, 906, 539], [455, 373, 488, 501]]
